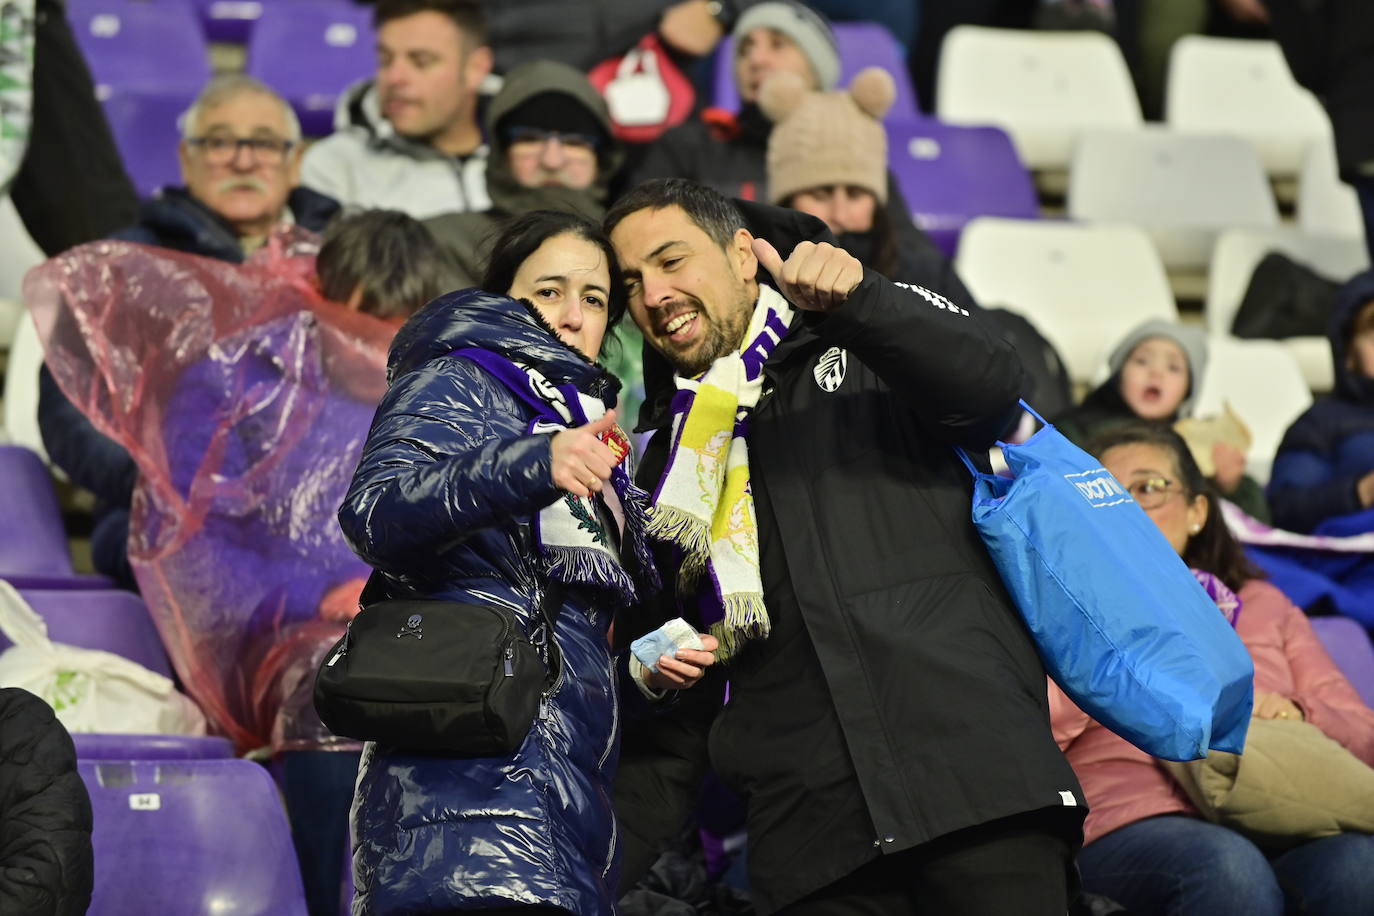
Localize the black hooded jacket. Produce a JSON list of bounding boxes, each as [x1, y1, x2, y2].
[[1268, 269, 1374, 533], [615, 202, 1083, 912]]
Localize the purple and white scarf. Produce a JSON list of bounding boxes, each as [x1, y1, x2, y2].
[[647, 286, 794, 658], [449, 348, 658, 607]]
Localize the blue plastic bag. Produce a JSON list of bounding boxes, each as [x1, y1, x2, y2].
[[957, 404, 1253, 761]]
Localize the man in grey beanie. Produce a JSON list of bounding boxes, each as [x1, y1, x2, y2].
[[627, 0, 842, 202]]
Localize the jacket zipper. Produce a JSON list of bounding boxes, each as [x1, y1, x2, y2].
[[597, 648, 619, 769]]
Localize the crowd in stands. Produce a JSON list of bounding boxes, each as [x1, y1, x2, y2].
[[3, 0, 1374, 914]]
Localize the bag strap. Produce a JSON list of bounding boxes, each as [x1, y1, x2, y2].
[[536, 579, 564, 690]]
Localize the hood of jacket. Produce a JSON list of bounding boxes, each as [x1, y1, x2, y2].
[[114, 187, 339, 262], [386, 286, 620, 406], [1329, 268, 1374, 404], [479, 60, 624, 220], [636, 200, 834, 430]]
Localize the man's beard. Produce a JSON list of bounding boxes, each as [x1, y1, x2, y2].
[[666, 286, 755, 378]]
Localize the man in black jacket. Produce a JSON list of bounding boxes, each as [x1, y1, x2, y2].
[[608, 178, 1084, 914]]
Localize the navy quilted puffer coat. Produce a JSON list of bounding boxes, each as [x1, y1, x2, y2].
[[338, 289, 627, 915]]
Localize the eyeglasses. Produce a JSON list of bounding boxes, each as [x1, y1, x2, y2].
[[506, 126, 599, 153], [1125, 476, 1184, 510], [186, 134, 296, 165]]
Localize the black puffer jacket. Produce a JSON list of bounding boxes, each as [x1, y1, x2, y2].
[[0, 688, 92, 916]]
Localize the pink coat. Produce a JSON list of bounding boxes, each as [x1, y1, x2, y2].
[[1050, 580, 1374, 846]]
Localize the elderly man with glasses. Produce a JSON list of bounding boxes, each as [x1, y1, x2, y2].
[[36, 74, 339, 593]]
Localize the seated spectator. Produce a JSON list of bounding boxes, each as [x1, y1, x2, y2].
[[1055, 421, 1374, 916], [1055, 319, 1271, 521], [758, 66, 976, 306], [36, 73, 338, 591], [29, 210, 452, 916], [1269, 271, 1374, 534], [628, 0, 841, 202], [0, 687, 92, 916], [302, 0, 493, 218], [424, 60, 624, 286]]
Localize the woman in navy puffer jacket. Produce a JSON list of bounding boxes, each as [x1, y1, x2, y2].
[[337, 211, 715, 915]]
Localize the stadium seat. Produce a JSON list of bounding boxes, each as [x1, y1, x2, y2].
[[1192, 336, 1313, 486], [954, 217, 1177, 386], [100, 90, 194, 198], [197, 0, 264, 44], [1297, 141, 1366, 241], [246, 0, 374, 137], [936, 26, 1142, 171], [69, 1, 211, 97], [80, 758, 308, 915], [1309, 616, 1374, 709], [1, 589, 174, 679], [712, 21, 920, 122], [1205, 227, 1368, 392], [0, 445, 75, 578], [73, 732, 235, 759], [1165, 35, 1331, 178], [886, 118, 1037, 258], [1068, 128, 1280, 271]]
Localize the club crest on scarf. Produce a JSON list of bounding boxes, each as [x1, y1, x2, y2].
[[648, 286, 794, 659], [446, 347, 659, 607]]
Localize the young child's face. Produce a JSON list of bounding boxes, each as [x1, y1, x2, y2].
[[1350, 301, 1374, 380], [1120, 337, 1190, 420]]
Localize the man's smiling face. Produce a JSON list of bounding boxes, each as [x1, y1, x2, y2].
[[609, 205, 758, 377]]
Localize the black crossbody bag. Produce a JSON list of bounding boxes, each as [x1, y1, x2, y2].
[[313, 575, 563, 755]]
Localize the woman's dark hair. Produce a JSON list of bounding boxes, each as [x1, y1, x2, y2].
[[1086, 421, 1266, 593], [480, 209, 628, 335], [317, 210, 455, 319]]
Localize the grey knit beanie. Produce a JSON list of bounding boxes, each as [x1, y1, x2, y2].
[[1107, 319, 1210, 416], [732, 1, 841, 92]]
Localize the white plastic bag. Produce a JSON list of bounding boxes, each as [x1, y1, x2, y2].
[[0, 581, 206, 735]]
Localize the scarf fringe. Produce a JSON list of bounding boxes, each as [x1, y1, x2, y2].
[[708, 592, 771, 661], [618, 480, 663, 595], [543, 544, 637, 606], [646, 503, 712, 564]]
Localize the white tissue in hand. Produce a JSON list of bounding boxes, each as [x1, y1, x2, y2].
[[631, 618, 704, 673]]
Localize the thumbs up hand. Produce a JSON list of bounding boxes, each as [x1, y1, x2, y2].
[[751, 237, 864, 313]]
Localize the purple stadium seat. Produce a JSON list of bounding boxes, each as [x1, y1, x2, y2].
[[246, 0, 374, 136], [712, 21, 919, 121], [1310, 615, 1374, 709], [0, 589, 173, 679], [198, 0, 264, 44], [101, 90, 194, 198], [0, 445, 75, 578], [886, 118, 1039, 258], [70, 1, 211, 97], [73, 732, 235, 759], [80, 759, 308, 915]]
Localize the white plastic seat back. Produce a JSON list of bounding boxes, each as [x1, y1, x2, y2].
[[1297, 141, 1366, 241], [1068, 128, 1279, 271], [1165, 36, 1331, 177], [3, 313, 50, 464], [955, 217, 1177, 386], [1193, 336, 1313, 485], [1205, 227, 1366, 392], [936, 26, 1142, 170]]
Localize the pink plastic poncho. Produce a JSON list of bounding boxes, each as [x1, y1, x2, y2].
[[24, 230, 397, 752]]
